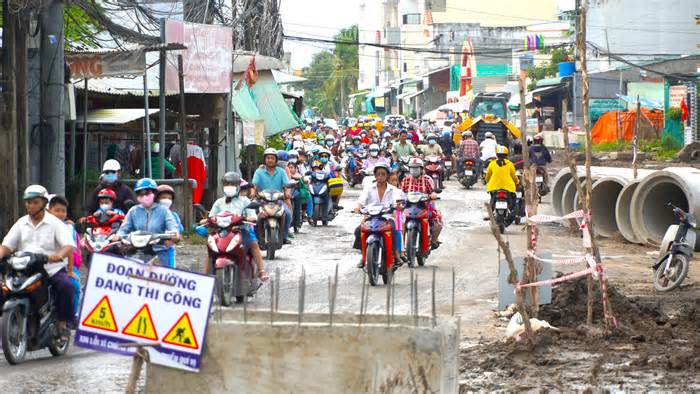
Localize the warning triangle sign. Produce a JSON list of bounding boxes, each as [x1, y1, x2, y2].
[[82, 296, 118, 332], [162, 312, 199, 350], [122, 304, 158, 341]]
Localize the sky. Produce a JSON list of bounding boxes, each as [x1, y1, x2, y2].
[[281, 0, 576, 70]]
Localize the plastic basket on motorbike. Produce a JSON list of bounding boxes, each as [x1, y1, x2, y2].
[[328, 177, 344, 197]]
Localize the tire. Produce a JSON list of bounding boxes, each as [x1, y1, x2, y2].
[[312, 204, 320, 227], [366, 243, 381, 286], [653, 254, 689, 292], [266, 226, 277, 260], [1, 308, 28, 364], [514, 216, 521, 225], [406, 228, 418, 267], [216, 265, 235, 307], [417, 253, 426, 267], [48, 323, 70, 357], [499, 224, 505, 234]]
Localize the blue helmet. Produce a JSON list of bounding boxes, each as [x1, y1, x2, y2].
[[134, 178, 158, 192], [442, 131, 451, 138], [277, 150, 289, 162]]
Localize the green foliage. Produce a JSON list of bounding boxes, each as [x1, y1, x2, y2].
[[592, 135, 682, 160], [526, 48, 573, 90], [300, 25, 359, 118], [64, 5, 103, 49], [666, 107, 682, 121], [266, 134, 286, 150]]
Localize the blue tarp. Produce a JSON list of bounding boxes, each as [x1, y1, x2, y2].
[[616, 94, 663, 110]]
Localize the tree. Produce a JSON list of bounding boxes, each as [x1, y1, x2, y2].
[[299, 25, 359, 118], [526, 48, 573, 90]]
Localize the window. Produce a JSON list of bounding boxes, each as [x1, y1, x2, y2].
[[402, 13, 421, 25], [403, 63, 408, 72], [426, 0, 446, 12]]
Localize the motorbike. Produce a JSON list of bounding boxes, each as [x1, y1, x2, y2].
[[459, 158, 479, 189], [289, 180, 305, 233], [120, 231, 175, 264], [347, 150, 367, 187], [513, 169, 526, 225], [256, 189, 285, 260], [424, 155, 444, 190], [491, 189, 514, 234], [403, 192, 438, 267], [308, 171, 335, 226], [360, 204, 397, 286], [444, 154, 453, 180], [535, 166, 549, 202], [0, 252, 70, 364], [397, 157, 411, 183], [653, 203, 697, 292], [80, 211, 124, 266], [206, 212, 260, 306], [481, 158, 494, 185]]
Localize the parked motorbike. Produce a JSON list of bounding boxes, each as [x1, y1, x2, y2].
[[653, 203, 697, 292], [403, 192, 437, 267], [256, 189, 285, 260], [80, 211, 124, 266], [491, 189, 514, 234], [308, 171, 335, 226], [0, 252, 70, 364], [120, 231, 175, 264], [459, 158, 479, 189], [360, 205, 397, 286], [206, 212, 260, 306], [424, 155, 444, 190]]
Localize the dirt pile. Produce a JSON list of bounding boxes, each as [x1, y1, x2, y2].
[[459, 278, 700, 391]]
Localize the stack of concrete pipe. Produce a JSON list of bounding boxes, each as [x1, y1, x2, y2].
[[550, 166, 700, 250]]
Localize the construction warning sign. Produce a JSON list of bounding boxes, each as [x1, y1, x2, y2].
[[75, 253, 215, 372], [122, 304, 158, 341], [163, 313, 199, 350], [82, 296, 118, 332]]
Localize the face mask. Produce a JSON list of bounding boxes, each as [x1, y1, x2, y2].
[[100, 204, 112, 212], [137, 193, 155, 208], [409, 168, 421, 177], [103, 173, 118, 184], [159, 199, 173, 210], [370, 150, 379, 157], [429, 140, 436, 145], [289, 158, 298, 164], [223, 186, 239, 198], [353, 141, 359, 146], [326, 141, 333, 147], [320, 157, 329, 164]]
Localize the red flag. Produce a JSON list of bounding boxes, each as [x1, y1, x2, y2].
[[244, 55, 259, 87], [680, 98, 689, 122]]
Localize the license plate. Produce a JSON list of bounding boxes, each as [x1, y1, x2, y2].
[[516, 192, 522, 198], [536, 176, 544, 183], [465, 170, 473, 176], [495, 201, 508, 209]]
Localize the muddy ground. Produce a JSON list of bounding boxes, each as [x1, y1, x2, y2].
[[458, 156, 700, 392]]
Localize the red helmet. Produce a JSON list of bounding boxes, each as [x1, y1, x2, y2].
[[97, 188, 116, 201]]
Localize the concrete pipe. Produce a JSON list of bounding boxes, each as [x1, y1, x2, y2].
[[562, 176, 585, 218], [552, 168, 575, 217], [631, 167, 700, 249], [615, 179, 643, 244], [591, 176, 628, 238]]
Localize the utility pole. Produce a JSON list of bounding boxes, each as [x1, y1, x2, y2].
[[178, 55, 192, 232], [159, 19, 166, 179], [1, 0, 19, 233], [40, 0, 66, 194]]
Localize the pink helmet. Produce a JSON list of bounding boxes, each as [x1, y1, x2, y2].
[[240, 179, 250, 189]]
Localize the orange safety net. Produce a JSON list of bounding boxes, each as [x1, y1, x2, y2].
[[591, 109, 664, 144]]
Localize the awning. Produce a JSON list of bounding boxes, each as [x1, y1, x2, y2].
[[421, 66, 450, 78], [400, 89, 427, 101], [530, 84, 566, 97], [507, 92, 533, 109], [231, 84, 262, 121], [76, 108, 159, 124], [439, 101, 469, 112], [241, 71, 301, 136], [367, 87, 391, 98], [272, 69, 307, 85], [348, 90, 370, 99]]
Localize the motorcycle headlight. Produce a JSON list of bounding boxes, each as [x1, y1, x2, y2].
[[366, 205, 384, 216], [217, 216, 232, 228], [315, 173, 326, 181], [129, 233, 151, 248], [10, 256, 30, 270], [226, 234, 242, 252], [261, 190, 275, 201], [207, 236, 219, 253], [407, 192, 423, 204], [273, 192, 284, 201]]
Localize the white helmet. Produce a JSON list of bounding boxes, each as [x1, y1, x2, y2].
[[383, 132, 391, 138], [102, 159, 121, 172], [484, 132, 494, 140], [22, 184, 49, 201], [369, 143, 380, 157], [305, 126, 312, 132], [408, 157, 424, 168], [263, 148, 278, 159], [462, 131, 473, 138]]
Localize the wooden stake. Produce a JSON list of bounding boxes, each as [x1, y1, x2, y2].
[[125, 347, 147, 394], [485, 202, 533, 342], [633, 95, 641, 180]]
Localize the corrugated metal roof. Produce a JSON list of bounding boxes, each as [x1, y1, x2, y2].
[[77, 109, 159, 124], [272, 69, 307, 84], [249, 72, 301, 136]]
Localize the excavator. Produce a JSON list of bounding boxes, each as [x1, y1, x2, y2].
[[455, 92, 521, 146]]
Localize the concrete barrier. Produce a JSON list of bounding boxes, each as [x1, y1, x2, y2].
[[146, 310, 460, 393]]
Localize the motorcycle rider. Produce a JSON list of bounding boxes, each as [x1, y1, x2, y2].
[[480, 131, 498, 175], [353, 163, 402, 268], [485, 146, 519, 210], [528, 133, 552, 188], [252, 148, 293, 245], [113, 178, 180, 265], [419, 133, 444, 157], [0, 185, 75, 341], [457, 131, 480, 174], [86, 159, 137, 214], [400, 158, 443, 250], [381, 131, 393, 151], [156, 185, 184, 268], [94, 188, 126, 218], [47, 195, 82, 323], [439, 130, 456, 172], [392, 129, 417, 163], [362, 144, 391, 173], [207, 172, 269, 281]]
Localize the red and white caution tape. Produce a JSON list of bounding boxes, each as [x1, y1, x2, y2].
[[527, 210, 588, 224], [527, 250, 592, 266], [516, 266, 596, 289]]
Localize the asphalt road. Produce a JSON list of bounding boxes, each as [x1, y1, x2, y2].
[[0, 178, 512, 393]]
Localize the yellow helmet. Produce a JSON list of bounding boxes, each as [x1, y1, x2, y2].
[[496, 145, 509, 155]]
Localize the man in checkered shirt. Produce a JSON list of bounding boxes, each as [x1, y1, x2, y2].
[[399, 158, 443, 250]]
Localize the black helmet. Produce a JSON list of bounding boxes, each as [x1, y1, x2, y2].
[[222, 171, 241, 186]]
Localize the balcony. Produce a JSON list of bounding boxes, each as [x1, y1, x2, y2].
[[383, 27, 401, 45]]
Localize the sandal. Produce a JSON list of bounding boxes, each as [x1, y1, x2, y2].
[[259, 270, 270, 282], [58, 328, 71, 343]]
